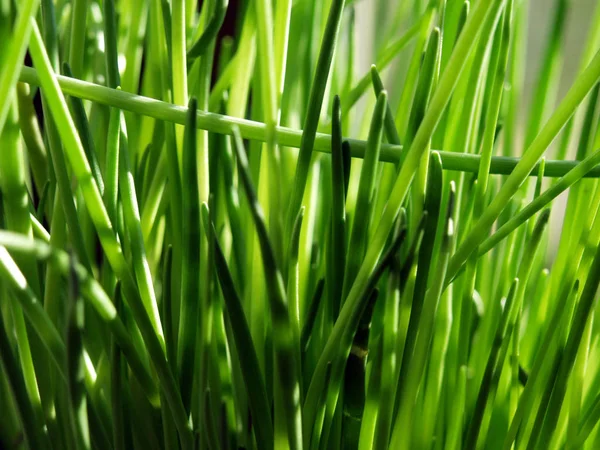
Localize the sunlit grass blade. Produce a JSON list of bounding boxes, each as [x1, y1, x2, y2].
[[341, 17, 424, 115], [0, 308, 48, 450], [480, 148, 600, 256], [0, 0, 40, 134], [449, 45, 600, 281]]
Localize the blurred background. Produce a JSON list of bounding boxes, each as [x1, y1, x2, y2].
[[354, 0, 596, 142], [353, 0, 598, 257]]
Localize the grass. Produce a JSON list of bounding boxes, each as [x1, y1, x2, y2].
[[3, 0, 600, 449]]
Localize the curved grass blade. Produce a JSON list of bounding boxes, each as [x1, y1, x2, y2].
[[370, 66, 401, 145], [200, 203, 274, 450], [231, 126, 303, 450], [187, 0, 229, 59], [300, 279, 325, 353]]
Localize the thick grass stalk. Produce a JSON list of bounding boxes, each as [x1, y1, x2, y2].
[[19, 66, 600, 179]]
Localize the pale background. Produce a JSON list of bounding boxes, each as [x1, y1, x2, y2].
[[353, 0, 598, 258]]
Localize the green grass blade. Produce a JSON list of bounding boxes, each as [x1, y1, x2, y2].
[[286, 0, 346, 235], [0, 307, 48, 450], [480, 148, 600, 256], [231, 126, 303, 449], [341, 91, 387, 300], [0, 0, 40, 134], [177, 98, 201, 414], [449, 45, 600, 282], [200, 203, 274, 450], [187, 0, 228, 59]]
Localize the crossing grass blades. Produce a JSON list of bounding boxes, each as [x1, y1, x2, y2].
[[3, 0, 600, 448]]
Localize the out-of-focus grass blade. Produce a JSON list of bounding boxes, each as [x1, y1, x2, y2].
[[66, 254, 91, 450], [62, 63, 104, 195], [187, 0, 229, 59], [301, 279, 325, 353], [0, 0, 40, 134], [341, 17, 424, 115]]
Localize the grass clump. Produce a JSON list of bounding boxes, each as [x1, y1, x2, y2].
[[3, 0, 600, 449]]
